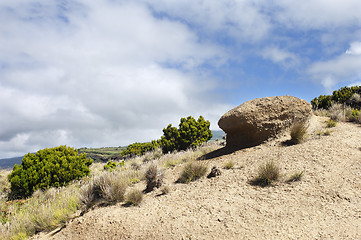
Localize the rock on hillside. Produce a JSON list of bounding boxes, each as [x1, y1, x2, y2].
[[218, 95, 312, 149]]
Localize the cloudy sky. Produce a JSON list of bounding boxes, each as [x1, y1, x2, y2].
[[1, 0, 361, 158]]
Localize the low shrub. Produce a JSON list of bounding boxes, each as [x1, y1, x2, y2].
[[130, 161, 141, 170], [160, 116, 212, 154], [346, 108, 360, 122], [290, 121, 308, 144], [125, 189, 143, 206], [103, 160, 125, 171], [144, 164, 163, 193], [251, 161, 280, 187], [103, 161, 117, 171], [329, 103, 346, 121], [80, 171, 128, 209], [8, 146, 92, 199], [120, 141, 160, 158], [177, 161, 208, 183], [326, 119, 337, 128]]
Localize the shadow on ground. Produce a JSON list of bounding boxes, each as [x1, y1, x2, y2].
[[198, 146, 240, 160]]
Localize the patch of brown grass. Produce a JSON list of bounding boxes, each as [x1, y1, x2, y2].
[[290, 121, 308, 144], [144, 164, 163, 193], [125, 188, 143, 206], [176, 161, 208, 183], [250, 161, 280, 187]]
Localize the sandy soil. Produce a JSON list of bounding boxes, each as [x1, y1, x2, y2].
[[32, 116, 361, 240]]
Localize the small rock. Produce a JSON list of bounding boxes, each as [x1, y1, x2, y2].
[[207, 166, 221, 178]]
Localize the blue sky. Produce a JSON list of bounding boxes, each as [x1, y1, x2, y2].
[[1, 0, 361, 158]]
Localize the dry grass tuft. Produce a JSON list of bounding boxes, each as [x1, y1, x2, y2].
[[223, 160, 235, 169], [144, 164, 163, 193], [329, 103, 347, 121], [287, 171, 304, 182], [80, 171, 128, 209], [0, 185, 80, 240], [290, 121, 308, 144], [125, 188, 143, 206], [177, 161, 208, 183], [250, 161, 280, 187]]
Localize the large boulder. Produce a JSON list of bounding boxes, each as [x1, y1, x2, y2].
[[218, 95, 312, 148]]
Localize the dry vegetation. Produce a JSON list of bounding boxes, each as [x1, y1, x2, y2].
[[0, 142, 221, 240], [2, 111, 361, 239], [290, 121, 308, 144], [250, 160, 280, 187]]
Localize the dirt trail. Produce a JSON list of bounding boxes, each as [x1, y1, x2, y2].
[[33, 116, 361, 240]]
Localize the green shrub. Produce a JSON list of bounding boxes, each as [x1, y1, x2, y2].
[[103, 160, 124, 171], [160, 116, 212, 153], [120, 140, 160, 158], [326, 119, 337, 128], [311, 86, 361, 110], [8, 146, 92, 199], [103, 160, 117, 171], [251, 161, 280, 187], [311, 95, 332, 110], [290, 121, 308, 144], [177, 161, 208, 183]]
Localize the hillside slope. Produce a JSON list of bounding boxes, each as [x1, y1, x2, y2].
[[33, 116, 361, 240]]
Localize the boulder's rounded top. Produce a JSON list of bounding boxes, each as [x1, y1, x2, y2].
[[218, 95, 312, 148]]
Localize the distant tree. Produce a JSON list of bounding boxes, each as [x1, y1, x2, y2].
[[311, 95, 332, 110], [160, 116, 212, 153], [8, 146, 92, 199], [311, 86, 361, 110], [119, 140, 160, 158]]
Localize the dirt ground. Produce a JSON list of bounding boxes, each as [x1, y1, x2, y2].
[[32, 115, 361, 240]]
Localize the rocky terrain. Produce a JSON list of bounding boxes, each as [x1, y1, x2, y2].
[[31, 115, 361, 240]]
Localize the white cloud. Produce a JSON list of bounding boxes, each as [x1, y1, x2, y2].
[[271, 0, 361, 29], [308, 42, 361, 90], [141, 0, 272, 41], [0, 1, 231, 158], [261, 47, 299, 67], [345, 42, 361, 55]]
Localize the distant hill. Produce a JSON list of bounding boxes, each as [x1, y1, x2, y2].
[[0, 156, 23, 169], [211, 130, 225, 140]]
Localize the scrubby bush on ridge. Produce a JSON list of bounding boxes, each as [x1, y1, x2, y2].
[[8, 145, 92, 199], [161, 116, 212, 154], [120, 140, 160, 158], [311, 86, 361, 110]]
